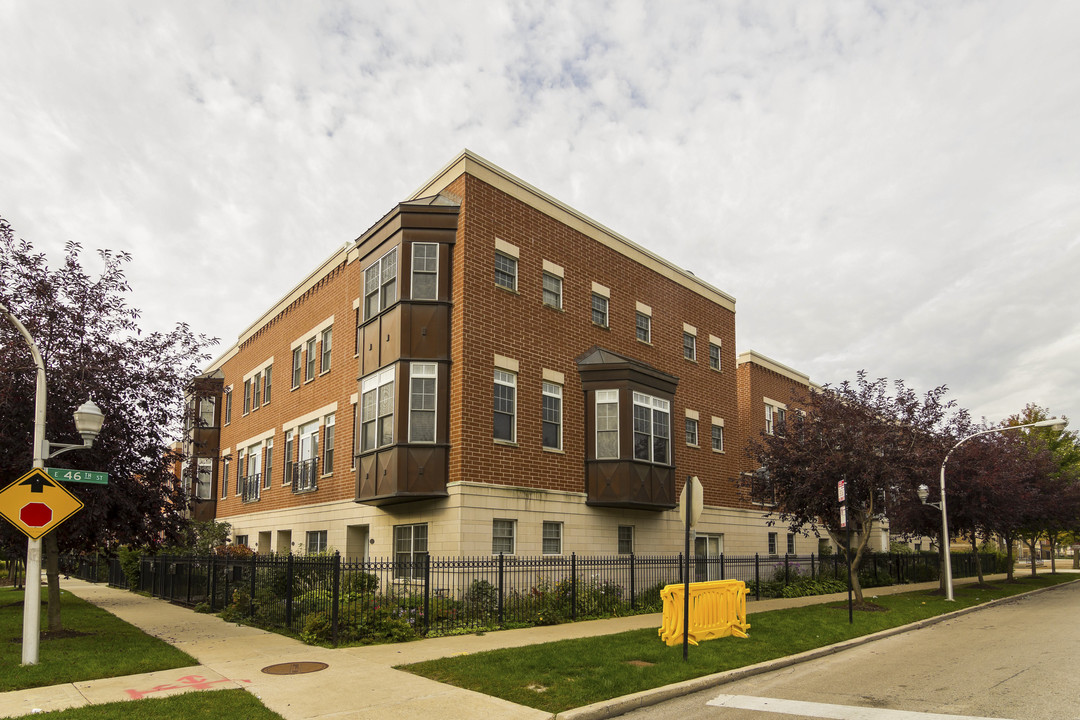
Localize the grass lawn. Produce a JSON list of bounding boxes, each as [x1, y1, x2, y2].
[[20, 689, 285, 719], [0, 587, 198, 692], [401, 574, 1077, 714]]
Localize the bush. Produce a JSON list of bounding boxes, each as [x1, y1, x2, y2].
[[780, 578, 847, 598], [117, 546, 142, 589]]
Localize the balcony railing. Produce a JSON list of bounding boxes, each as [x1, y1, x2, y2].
[[292, 458, 318, 493], [241, 474, 261, 503]]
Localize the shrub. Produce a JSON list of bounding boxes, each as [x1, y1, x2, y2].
[[117, 546, 142, 589], [780, 578, 847, 598]]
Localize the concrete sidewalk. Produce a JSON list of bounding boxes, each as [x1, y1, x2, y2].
[[0, 572, 1035, 719]]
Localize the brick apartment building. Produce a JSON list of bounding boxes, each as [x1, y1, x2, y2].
[[183, 150, 827, 561]]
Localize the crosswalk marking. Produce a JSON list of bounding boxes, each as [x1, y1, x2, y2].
[[706, 694, 1012, 720]]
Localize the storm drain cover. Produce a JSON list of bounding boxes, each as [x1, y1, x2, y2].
[[261, 661, 329, 675]]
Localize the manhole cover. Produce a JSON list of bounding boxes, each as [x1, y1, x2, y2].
[[261, 661, 329, 675]]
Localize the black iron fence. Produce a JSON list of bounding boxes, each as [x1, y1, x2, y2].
[[62, 550, 1002, 646]]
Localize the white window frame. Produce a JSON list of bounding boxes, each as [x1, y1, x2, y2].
[[493, 369, 517, 443], [618, 525, 634, 555], [360, 367, 395, 452], [409, 363, 437, 443], [306, 530, 328, 555], [542, 381, 562, 450], [411, 242, 439, 300], [321, 327, 332, 374], [365, 247, 398, 319], [787, 533, 796, 555], [323, 413, 335, 474], [768, 532, 778, 556], [542, 521, 563, 555], [494, 251, 517, 291], [394, 523, 428, 579], [282, 430, 294, 485], [263, 438, 273, 490], [221, 457, 230, 498], [635, 312, 651, 343], [292, 347, 302, 389], [492, 519, 516, 555], [223, 388, 232, 425], [542, 271, 562, 309], [263, 365, 272, 405], [305, 337, 316, 381], [252, 371, 261, 408], [195, 458, 213, 500], [595, 389, 619, 459], [591, 293, 608, 327], [633, 391, 671, 465], [685, 417, 698, 447]]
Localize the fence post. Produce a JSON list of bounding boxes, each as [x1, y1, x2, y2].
[[754, 553, 760, 600], [209, 555, 217, 612], [331, 552, 341, 646], [720, 552, 725, 581], [285, 553, 294, 627], [249, 551, 257, 618], [570, 553, 578, 621], [811, 552, 816, 580], [678, 552, 683, 584], [422, 553, 431, 636], [629, 553, 636, 609], [497, 552, 504, 626], [784, 553, 790, 585]]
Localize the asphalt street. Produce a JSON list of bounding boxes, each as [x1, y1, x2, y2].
[[615, 581, 1080, 720]]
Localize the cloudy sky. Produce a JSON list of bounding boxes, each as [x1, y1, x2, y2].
[[3, 1, 1078, 429]]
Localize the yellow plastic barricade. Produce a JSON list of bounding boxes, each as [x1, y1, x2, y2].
[[658, 579, 750, 646]]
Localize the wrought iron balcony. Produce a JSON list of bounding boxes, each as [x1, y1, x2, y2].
[[292, 458, 318, 493], [241, 474, 261, 503]]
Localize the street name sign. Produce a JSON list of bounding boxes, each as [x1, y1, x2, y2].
[[46, 467, 109, 485], [0, 468, 85, 539]]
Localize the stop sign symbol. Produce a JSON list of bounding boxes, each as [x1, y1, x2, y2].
[[20, 503, 52, 528]]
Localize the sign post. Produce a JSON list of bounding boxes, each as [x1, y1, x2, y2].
[[678, 476, 703, 661], [839, 479, 852, 623]]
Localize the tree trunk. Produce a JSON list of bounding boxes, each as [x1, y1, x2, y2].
[[45, 531, 62, 631], [1073, 546, 1079, 570], [1025, 536, 1038, 577], [1048, 536, 1057, 573], [970, 534, 984, 584], [1004, 531, 1015, 581]]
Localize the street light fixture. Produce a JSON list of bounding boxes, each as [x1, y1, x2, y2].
[[927, 417, 1068, 601]]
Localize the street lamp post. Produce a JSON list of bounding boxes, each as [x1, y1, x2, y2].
[[2, 302, 105, 665], [920, 417, 1067, 601]]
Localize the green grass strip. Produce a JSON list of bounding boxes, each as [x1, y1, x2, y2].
[[0, 587, 198, 692], [16, 688, 285, 719], [400, 574, 1076, 714]]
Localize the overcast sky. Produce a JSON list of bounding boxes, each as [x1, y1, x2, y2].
[[3, 1, 1078, 429]]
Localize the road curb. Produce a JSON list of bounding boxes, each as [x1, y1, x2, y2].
[[555, 578, 1079, 720]]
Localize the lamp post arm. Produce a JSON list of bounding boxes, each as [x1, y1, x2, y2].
[[1, 302, 47, 468]]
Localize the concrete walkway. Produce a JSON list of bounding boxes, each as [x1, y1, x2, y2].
[[0, 572, 1049, 719]]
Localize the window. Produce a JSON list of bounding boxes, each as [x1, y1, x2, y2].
[[305, 338, 316, 381], [492, 519, 515, 555], [283, 430, 294, 485], [595, 389, 619, 459], [709, 343, 721, 371], [292, 347, 302, 389], [235, 535, 248, 548], [751, 470, 776, 505], [765, 403, 787, 436], [542, 272, 562, 309], [263, 366, 272, 404], [683, 332, 696, 361], [263, 439, 273, 490], [494, 252, 517, 291], [618, 526, 634, 555], [777, 407, 787, 436], [195, 458, 212, 499], [493, 369, 516, 442], [351, 401, 357, 468], [768, 532, 778, 556], [685, 417, 698, 446], [409, 363, 437, 442], [221, 457, 230, 498], [243, 379, 251, 414], [252, 371, 261, 408], [787, 533, 796, 555], [296, 421, 319, 491], [321, 328, 332, 373], [636, 312, 651, 343], [199, 397, 215, 427], [542, 522, 562, 555], [765, 403, 775, 435], [245, 443, 261, 500], [365, 248, 398, 318], [306, 530, 328, 555], [323, 414, 335, 473], [542, 381, 562, 450], [412, 243, 438, 300], [223, 388, 232, 425], [633, 392, 670, 464], [711, 424, 724, 452], [819, 538, 831, 555], [360, 367, 395, 451], [591, 293, 608, 327], [394, 523, 428, 579], [354, 307, 361, 355]]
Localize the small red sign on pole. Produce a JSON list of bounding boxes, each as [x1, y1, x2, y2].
[[837, 480, 845, 503], [840, 506, 847, 528]]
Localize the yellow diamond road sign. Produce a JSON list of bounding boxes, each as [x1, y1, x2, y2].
[[0, 468, 85, 540]]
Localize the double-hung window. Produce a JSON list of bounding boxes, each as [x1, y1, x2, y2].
[[306, 530, 328, 555], [542, 272, 562, 309], [321, 328, 332, 373], [365, 248, 398, 319], [360, 367, 395, 452], [223, 388, 232, 424], [409, 363, 437, 442], [494, 252, 517, 291], [252, 371, 262, 408], [636, 312, 651, 343], [542, 381, 562, 450], [195, 458, 212, 499], [765, 403, 776, 435], [768, 532, 778, 556], [492, 519, 515, 555], [243, 379, 251, 414], [711, 423, 724, 452], [542, 521, 562, 555], [493, 369, 517, 442], [685, 417, 698, 446], [709, 342, 721, 371], [394, 523, 428, 579], [292, 348, 302, 389], [263, 439, 273, 490], [221, 457, 230, 498], [633, 392, 670, 464], [595, 390, 619, 459], [323, 414, 335, 473], [411, 243, 438, 300], [198, 397, 215, 427], [591, 293, 608, 327], [283, 430, 294, 485], [683, 332, 696, 361], [263, 366, 272, 404], [305, 338, 316, 381], [618, 526, 634, 554]]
